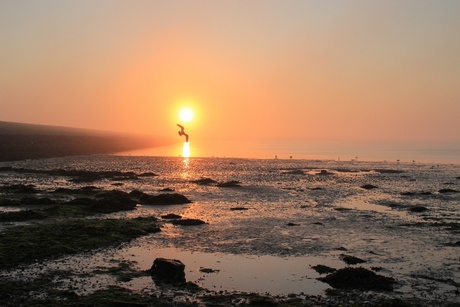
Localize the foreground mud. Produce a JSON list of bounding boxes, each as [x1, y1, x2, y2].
[[0, 156, 459, 306]]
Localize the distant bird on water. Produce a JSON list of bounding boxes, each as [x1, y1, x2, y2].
[[177, 124, 189, 143]]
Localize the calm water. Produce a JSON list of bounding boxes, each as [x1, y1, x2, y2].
[[1, 155, 459, 298]]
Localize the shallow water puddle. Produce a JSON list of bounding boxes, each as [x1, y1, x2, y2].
[[120, 246, 342, 295], [337, 197, 412, 220]]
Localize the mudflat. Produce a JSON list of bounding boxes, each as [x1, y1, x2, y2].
[[0, 156, 459, 306]]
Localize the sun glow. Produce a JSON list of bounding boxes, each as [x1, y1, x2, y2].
[[182, 141, 190, 158], [179, 107, 194, 123]]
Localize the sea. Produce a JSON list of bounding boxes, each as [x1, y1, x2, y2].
[[0, 154, 459, 301]]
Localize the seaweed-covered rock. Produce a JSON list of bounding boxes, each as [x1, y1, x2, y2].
[[319, 267, 396, 291], [317, 170, 333, 175], [1, 184, 39, 194], [360, 184, 378, 190], [284, 169, 305, 175], [0, 210, 46, 221], [53, 188, 79, 194], [150, 258, 185, 283], [90, 192, 137, 213], [409, 206, 428, 213], [230, 207, 248, 211], [311, 265, 337, 275], [171, 218, 206, 226], [373, 169, 405, 174], [217, 181, 241, 188], [95, 190, 131, 199], [68, 197, 96, 206], [340, 254, 366, 265], [161, 213, 182, 219], [438, 188, 458, 194], [191, 178, 217, 185], [140, 193, 191, 205], [20, 197, 56, 205], [402, 191, 432, 196], [0, 199, 21, 206], [138, 172, 157, 177], [129, 190, 147, 198], [445, 241, 460, 247]]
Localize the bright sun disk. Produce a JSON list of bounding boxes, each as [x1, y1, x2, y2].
[[179, 107, 194, 122]]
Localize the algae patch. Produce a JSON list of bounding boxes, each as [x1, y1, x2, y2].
[[0, 217, 160, 268]]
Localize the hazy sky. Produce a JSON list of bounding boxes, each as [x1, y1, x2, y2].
[[1, 0, 459, 158]]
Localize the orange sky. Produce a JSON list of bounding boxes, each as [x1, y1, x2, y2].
[[1, 1, 459, 160]]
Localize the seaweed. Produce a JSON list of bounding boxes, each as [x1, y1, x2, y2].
[[0, 217, 160, 268]]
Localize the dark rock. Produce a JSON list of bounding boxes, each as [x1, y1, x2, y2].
[[445, 241, 460, 247], [160, 188, 174, 192], [373, 169, 405, 174], [19, 197, 55, 205], [402, 191, 432, 196], [68, 197, 96, 206], [53, 187, 78, 194], [340, 254, 366, 265], [310, 187, 323, 190], [311, 265, 337, 274], [318, 267, 396, 291], [401, 191, 415, 196], [161, 213, 182, 219], [138, 172, 157, 177], [70, 173, 103, 183], [171, 218, 206, 226], [129, 190, 147, 198], [409, 206, 428, 213], [1, 184, 39, 194], [317, 170, 333, 175], [217, 180, 241, 187], [0, 210, 46, 221], [191, 178, 217, 185], [140, 193, 191, 205], [110, 172, 138, 181], [149, 258, 185, 283], [284, 169, 305, 175], [230, 207, 248, 211], [287, 222, 300, 226], [95, 190, 131, 199], [90, 192, 137, 213], [80, 186, 100, 191], [360, 184, 378, 190], [438, 188, 458, 194], [199, 268, 220, 273], [0, 199, 21, 206]]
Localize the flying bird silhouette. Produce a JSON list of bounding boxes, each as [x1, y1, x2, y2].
[[177, 124, 189, 142]]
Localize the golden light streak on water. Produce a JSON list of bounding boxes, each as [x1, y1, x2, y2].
[[182, 142, 190, 158]]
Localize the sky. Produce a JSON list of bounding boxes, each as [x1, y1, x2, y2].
[[1, 0, 459, 161]]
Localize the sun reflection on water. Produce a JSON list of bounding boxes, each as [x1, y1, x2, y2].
[[181, 157, 190, 180], [182, 142, 190, 158]]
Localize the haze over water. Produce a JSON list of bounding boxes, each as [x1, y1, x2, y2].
[[121, 140, 460, 165]]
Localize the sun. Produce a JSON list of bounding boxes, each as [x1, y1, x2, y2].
[[179, 107, 194, 123]]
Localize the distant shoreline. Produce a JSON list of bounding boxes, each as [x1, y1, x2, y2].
[[0, 121, 171, 162]]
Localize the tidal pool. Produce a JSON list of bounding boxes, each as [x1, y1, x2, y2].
[[118, 246, 345, 295]]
